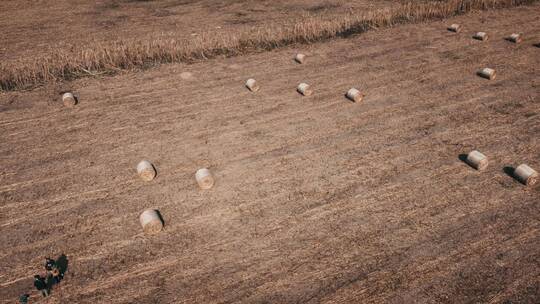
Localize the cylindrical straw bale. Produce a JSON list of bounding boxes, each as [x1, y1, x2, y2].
[[297, 83, 312, 96], [62, 92, 77, 107], [295, 53, 306, 64], [139, 209, 163, 234], [466, 150, 488, 171], [513, 164, 538, 186], [195, 168, 214, 189], [473, 32, 488, 41], [508, 33, 522, 43], [245, 79, 259, 92], [346, 88, 363, 103], [477, 68, 496, 80], [447, 24, 461, 33], [137, 160, 156, 181]]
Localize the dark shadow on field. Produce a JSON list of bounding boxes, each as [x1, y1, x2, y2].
[[458, 154, 476, 169], [151, 163, 158, 179], [306, 3, 341, 12], [342, 93, 355, 103], [45, 273, 55, 293], [56, 254, 69, 277], [155, 210, 165, 228], [503, 166, 515, 178], [337, 24, 370, 38]]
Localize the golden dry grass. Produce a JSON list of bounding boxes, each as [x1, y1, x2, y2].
[[0, 0, 537, 91]]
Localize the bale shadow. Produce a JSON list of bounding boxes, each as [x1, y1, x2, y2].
[[155, 210, 165, 227], [503, 166, 515, 178], [458, 154, 474, 169], [504, 37, 521, 43], [343, 93, 355, 103], [151, 163, 158, 179]]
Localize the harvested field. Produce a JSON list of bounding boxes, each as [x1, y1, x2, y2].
[[0, 0, 407, 63], [1, 0, 538, 91], [1, 3, 540, 304]]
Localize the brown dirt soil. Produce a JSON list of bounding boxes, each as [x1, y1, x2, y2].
[[1, 4, 540, 304], [0, 0, 403, 63]]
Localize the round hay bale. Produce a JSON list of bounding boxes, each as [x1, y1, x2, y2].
[[508, 33, 522, 43], [245, 79, 259, 92], [346, 88, 363, 103], [477, 68, 496, 80], [447, 24, 461, 33], [137, 160, 156, 181], [195, 168, 214, 189], [297, 83, 312, 96], [473, 32, 488, 41], [139, 209, 163, 234], [466, 150, 488, 171], [295, 53, 306, 64], [514, 164, 538, 186], [62, 92, 77, 107]]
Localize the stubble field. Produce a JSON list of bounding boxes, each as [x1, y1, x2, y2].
[[0, 2, 539, 304]]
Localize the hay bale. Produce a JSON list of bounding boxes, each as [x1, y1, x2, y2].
[[297, 83, 312, 96], [62, 92, 77, 107], [137, 160, 156, 181], [245, 79, 259, 92], [139, 209, 163, 234], [477, 68, 496, 80], [514, 164, 538, 186], [295, 53, 306, 64], [473, 32, 488, 41], [507, 33, 522, 43], [466, 150, 488, 171], [196, 168, 214, 189], [447, 24, 461, 33], [346, 88, 363, 103]]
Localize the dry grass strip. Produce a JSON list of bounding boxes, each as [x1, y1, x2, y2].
[[0, 0, 537, 91]]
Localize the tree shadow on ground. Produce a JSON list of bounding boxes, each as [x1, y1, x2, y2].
[[56, 254, 69, 278]]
